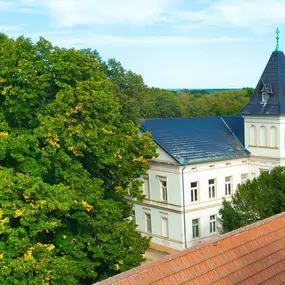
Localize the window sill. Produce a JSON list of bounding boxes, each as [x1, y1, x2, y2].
[[249, 145, 279, 149], [192, 236, 200, 240]]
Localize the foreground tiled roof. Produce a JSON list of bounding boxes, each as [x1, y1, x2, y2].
[[97, 212, 285, 285], [141, 116, 248, 165]]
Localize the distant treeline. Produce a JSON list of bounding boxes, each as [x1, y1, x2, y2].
[[139, 87, 253, 118], [81, 49, 252, 119]]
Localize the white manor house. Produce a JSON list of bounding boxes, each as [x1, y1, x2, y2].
[[130, 38, 285, 252]]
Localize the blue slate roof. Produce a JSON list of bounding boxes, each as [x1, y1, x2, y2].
[[240, 51, 285, 115], [141, 116, 248, 165]]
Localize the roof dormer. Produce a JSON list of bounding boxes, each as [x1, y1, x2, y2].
[[240, 29, 285, 115]]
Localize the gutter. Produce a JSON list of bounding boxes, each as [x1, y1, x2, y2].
[[182, 165, 187, 249]]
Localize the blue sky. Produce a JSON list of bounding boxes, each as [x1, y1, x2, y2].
[[1, 0, 285, 88]]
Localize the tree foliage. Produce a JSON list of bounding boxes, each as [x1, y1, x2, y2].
[[0, 34, 157, 284], [137, 88, 250, 119], [140, 88, 182, 118], [219, 167, 285, 234], [178, 89, 249, 117]]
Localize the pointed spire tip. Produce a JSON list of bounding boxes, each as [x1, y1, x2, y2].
[[275, 28, 281, 52]]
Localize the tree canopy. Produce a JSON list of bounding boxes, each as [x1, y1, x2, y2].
[[177, 89, 250, 117], [219, 167, 285, 234], [0, 34, 157, 284]]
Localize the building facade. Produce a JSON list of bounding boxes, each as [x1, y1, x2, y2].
[[130, 43, 285, 252]]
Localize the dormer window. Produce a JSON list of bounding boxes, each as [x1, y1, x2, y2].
[[261, 91, 268, 102], [259, 81, 272, 104]]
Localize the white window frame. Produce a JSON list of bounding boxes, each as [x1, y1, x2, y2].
[[161, 216, 169, 237], [144, 212, 152, 233], [132, 209, 136, 222], [210, 215, 216, 234], [261, 91, 268, 103], [190, 182, 199, 202], [142, 175, 150, 199], [225, 176, 232, 196], [158, 177, 168, 202], [208, 179, 216, 199], [192, 218, 200, 239], [241, 173, 248, 184]]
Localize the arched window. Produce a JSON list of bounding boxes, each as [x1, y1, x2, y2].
[[249, 125, 257, 146], [269, 127, 277, 148], [260, 126, 267, 147]]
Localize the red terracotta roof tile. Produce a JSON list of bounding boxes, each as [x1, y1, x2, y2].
[[96, 212, 285, 285]]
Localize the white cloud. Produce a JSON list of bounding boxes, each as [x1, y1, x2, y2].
[[42, 0, 172, 27], [0, 25, 24, 32], [35, 32, 248, 48], [172, 24, 200, 31], [0, 1, 16, 10], [175, 0, 285, 30]]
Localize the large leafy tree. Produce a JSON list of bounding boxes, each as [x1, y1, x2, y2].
[[141, 88, 182, 118], [81, 49, 149, 122], [0, 34, 156, 284], [219, 167, 285, 233]]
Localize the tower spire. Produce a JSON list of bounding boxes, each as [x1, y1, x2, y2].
[[275, 28, 280, 52]]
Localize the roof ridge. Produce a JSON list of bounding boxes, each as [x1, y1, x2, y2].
[[151, 219, 285, 284], [97, 212, 285, 284], [221, 211, 285, 239], [143, 115, 228, 121], [140, 126, 180, 164], [220, 117, 249, 153], [277, 50, 281, 114]]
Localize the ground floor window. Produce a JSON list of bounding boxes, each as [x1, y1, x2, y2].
[[161, 217, 169, 237], [145, 213, 152, 233], [210, 215, 216, 234], [192, 219, 199, 238]]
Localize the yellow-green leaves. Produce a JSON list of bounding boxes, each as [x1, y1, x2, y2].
[[0, 34, 156, 284]]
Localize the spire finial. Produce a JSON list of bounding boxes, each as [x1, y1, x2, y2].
[[275, 28, 280, 51]]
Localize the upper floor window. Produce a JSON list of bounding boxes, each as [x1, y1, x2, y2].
[[144, 213, 152, 233], [241, 173, 248, 184], [159, 177, 168, 202], [260, 126, 267, 147], [225, 176, 232, 196], [192, 219, 199, 239], [249, 125, 257, 146], [142, 176, 150, 199], [210, 215, 217, 234], [208, 179, 216, 199], [161, 217, 169, 237], [190, 182, 199, 202]]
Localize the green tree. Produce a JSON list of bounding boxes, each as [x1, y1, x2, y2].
[[141, 88, 182, 118], [183, 89, 249, 117], [79, 53, 149, 122], [219, 167, 285, 233], [0, 34, 157, 284]]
